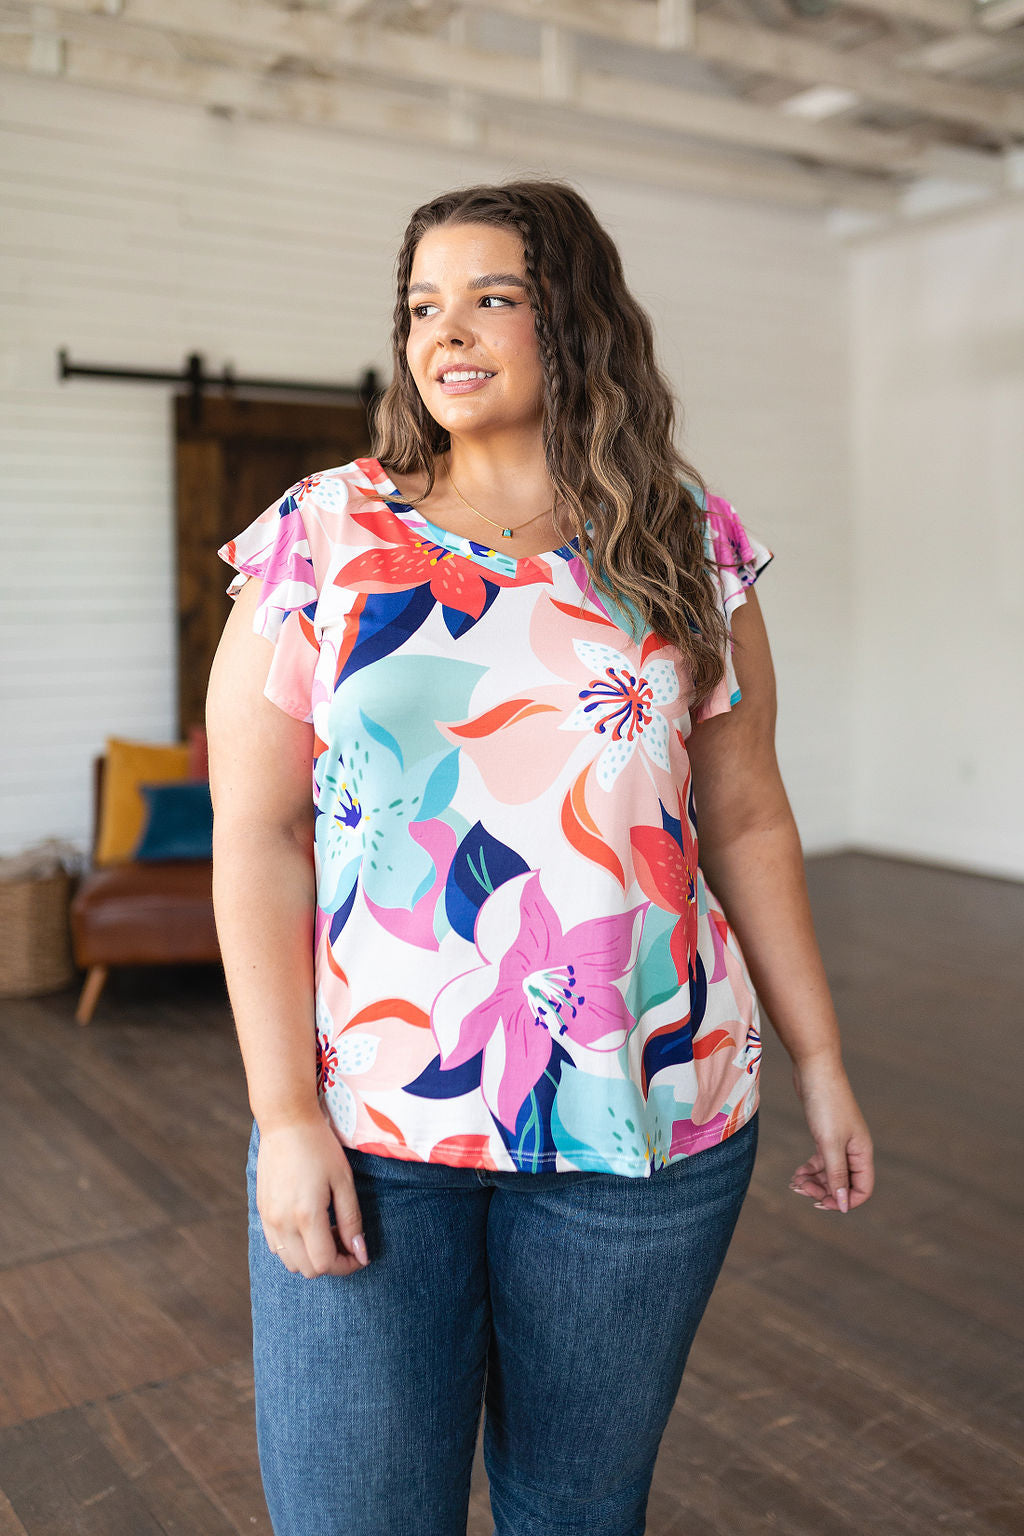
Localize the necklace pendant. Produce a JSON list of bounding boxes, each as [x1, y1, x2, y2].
[[501, 526, 513, 539]]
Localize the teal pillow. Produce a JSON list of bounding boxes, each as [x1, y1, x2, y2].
[[135, 781, 214, 861]]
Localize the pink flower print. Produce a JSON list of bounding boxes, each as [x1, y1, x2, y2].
[[559, 710, 687, 894], [223, 499, 316, 623], [706, 493, 761, 582], [690, 1023, 748, 1124], [559, 639, 679, 790], [314, 987, 380, 1139], [432, 871, 648, 1132], [440, 596, 685, 813], [669, 1110, 730, 1158]]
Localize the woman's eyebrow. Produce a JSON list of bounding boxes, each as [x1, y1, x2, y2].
[[408, 272, 528, 298]]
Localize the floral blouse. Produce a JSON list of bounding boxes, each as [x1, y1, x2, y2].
[[218, 457, 773, 1177]]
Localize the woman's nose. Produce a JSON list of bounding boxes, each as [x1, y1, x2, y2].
[[431, 302, 475, 341]]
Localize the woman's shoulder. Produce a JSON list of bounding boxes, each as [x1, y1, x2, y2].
[[280, 459, 399, 544], [288, 458, 383, 508], [694, 486, 774, 605], [679, 478, 747, 569], [219, 461, 385, 591]]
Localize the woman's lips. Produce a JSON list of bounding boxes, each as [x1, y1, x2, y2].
[[437, 374, 495, 395]]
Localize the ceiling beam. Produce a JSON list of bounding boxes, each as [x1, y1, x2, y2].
[[460, 0, 1024, 139], [29, 0, 1001, 180], [0, 30, 901, 213], [683, 12, 1024, 139], [336, 0, 385, 18], [833, 0, 974, 27]]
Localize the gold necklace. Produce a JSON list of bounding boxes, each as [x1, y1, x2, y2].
[[443, 456, 555, 540]]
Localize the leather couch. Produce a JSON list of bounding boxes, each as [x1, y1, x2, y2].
[[69, 756, 220, 1023]]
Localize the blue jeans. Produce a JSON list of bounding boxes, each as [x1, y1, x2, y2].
[[247, 1110, 759, 1536]]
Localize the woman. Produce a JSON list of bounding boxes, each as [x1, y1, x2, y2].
[[207, 178, 874, 1536]]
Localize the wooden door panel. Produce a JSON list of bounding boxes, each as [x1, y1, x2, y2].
[[174, 394, 372, 735]]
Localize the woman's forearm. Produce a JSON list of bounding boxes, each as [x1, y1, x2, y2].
[[212, 822, 321, 1131], [697, 811, 843, 1070]]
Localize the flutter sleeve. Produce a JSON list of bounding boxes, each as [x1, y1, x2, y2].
[[689, 491, 774, 727], [217, 482, 322, 723]]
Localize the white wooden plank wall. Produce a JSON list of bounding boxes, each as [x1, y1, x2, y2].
[[849, 202, 1024, 881], [0, 73, 854, 859]]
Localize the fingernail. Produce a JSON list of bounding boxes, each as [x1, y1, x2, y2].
[[813, 1199, 828, 1209], [352, 1233, 369, 1266], [836, 1187, 849, 1214]]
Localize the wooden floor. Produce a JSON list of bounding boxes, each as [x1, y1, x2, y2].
[[0, 852, 1021, 1535]]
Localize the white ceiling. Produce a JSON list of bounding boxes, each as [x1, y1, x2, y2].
[[2, 0, 1023, 228]]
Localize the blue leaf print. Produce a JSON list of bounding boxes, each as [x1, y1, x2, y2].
[[442, 580, 502, 638], [491, 1041, 570, 1172], [339, 585, 436, 682], [404, 1048, 484, 1100], [639, 950, 707, 1086], [444, 821, 529, 944]]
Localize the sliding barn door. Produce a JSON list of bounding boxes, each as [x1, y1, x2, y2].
[[174, 394, 371, 736]]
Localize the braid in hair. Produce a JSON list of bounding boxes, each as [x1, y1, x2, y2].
[[508, 207, 559, 444], [502, 193, 588, 560]]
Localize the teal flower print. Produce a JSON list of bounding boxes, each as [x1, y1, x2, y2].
[[551, 1068, 679, 1173], [315, 713, 454, 915]]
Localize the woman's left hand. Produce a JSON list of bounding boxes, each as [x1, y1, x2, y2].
[[788, 1054, 875, 1213]]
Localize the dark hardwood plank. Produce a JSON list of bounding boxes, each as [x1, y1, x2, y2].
[[84, 1394, 239, 1535], [0, 1487, 30, 1535], [670, 1285, 1023, 1533], [0, 1300, 71, 1431], [0, 853, 1020, 1536], [130, 1359, 272, 1534], [0, 1216, 251, 1410], [0, 987, 250, 1226], [652, 1399, 871, 1536], [0, 1052, 169, 1269], [0, 1409, 166, 1535]]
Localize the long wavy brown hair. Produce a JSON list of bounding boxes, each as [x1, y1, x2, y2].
[[370, 177, 731, 708]]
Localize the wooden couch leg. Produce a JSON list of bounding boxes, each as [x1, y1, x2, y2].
[[76, 965, 108, 1025]]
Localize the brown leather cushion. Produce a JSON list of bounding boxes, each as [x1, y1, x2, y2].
[[70, 861, 220, 966]]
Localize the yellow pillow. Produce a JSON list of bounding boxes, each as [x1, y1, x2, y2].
[[95, 737, 192, 866]]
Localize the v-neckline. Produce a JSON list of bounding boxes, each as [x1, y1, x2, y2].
[[361, 458, 584, 578]]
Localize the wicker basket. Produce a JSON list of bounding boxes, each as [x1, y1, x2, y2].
[[0, 869, 75, 999]]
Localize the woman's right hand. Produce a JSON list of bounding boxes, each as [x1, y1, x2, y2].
[[256, 1111, 370, 1279]]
